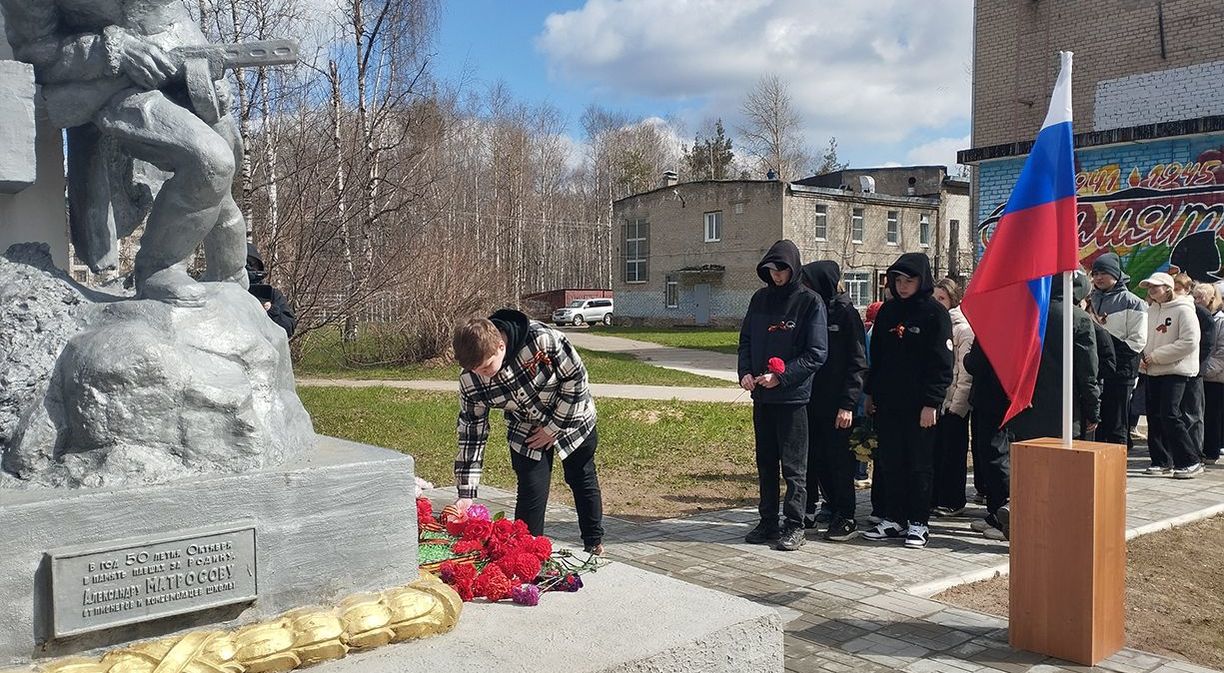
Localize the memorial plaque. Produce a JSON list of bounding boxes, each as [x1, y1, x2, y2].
[[48, 523, 258, 637]]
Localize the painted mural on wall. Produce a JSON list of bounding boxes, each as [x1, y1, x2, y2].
[[978, 138, 1224, 289]]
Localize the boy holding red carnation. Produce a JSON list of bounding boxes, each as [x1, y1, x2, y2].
[[737, 240, 828, 551]]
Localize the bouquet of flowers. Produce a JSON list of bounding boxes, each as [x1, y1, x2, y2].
[[848, 415, 877, 463], [416, 498, 606, 605]]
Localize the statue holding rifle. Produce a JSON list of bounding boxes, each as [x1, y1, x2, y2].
[[0, 0, 296, 305]]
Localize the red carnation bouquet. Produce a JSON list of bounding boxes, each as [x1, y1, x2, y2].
[[417, 497, 606, 605]]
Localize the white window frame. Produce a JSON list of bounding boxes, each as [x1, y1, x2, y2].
[[704, 211, 722, 242], [813, 205, 828, 241], [625, 218, 648, 283], [920, 213, 931, 247], [886, 211, 899, 245], [851, 208, 864, 244], [665, 275, 679, 309], [844, 271, 872, 308]]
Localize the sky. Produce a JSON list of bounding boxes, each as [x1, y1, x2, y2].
[[432, 0, 974, 174]]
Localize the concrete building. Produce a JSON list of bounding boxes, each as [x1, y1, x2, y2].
[[612, 168, 971, 326], [960, 0, 1224, 285]]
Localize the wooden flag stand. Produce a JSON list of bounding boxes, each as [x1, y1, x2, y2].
[[1008, 437, 1127, 665]]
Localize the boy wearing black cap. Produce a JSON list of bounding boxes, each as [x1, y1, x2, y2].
[[738, 240, 828, 550], [862, 253, 953, 548]]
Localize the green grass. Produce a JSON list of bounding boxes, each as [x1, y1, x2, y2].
[[600, 327, 741, 355], [299, 386, 756, 518], [294, 328, 730, 387]]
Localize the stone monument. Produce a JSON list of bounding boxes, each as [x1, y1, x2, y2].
[[0, 1, 422, 665]]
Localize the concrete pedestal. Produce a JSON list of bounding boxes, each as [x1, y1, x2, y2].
[[0, 437, 418, 665], [311, 561, 783, 673], [1009, 438, 1127, 665]]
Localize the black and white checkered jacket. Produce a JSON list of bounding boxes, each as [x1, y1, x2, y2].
[[454, 320, 596, 498]]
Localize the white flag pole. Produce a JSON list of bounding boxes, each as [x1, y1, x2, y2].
[[1062, 270, 1074, 447]]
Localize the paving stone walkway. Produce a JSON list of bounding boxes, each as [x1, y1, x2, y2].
[[425, 451, 1224, 673]]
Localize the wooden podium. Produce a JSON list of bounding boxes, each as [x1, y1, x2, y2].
[[1009, 438, 1127, 665]]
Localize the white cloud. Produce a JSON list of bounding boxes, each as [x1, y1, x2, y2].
[[536, 0, 972, 165], [904, 135, 971, 171]]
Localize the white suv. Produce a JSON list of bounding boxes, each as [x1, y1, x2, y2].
[[552, 298, 614, 326]]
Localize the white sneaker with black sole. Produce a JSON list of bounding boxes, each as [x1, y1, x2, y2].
[[1144, 465, 1172, 475], [862, 520, 904, 541], [904, 523, 929, 548], [1172, 463, 1204, 479]]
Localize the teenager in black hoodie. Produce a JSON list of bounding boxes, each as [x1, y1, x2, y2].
[[738, 240, 828, 551], [862, 253, 953, 548], [800, 261, 867, 541]]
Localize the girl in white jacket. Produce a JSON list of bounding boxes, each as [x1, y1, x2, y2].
[[932, 278, 975, 515], [1140, 272, 1203, 477]]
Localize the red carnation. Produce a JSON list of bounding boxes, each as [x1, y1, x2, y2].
[[444, 515, 468, 538], [451, 539, 484, 555], [454, 578, 475, 602], [511, 519, 531, 538], [474, 564, 513, 602], [416, 497, 433, 521], [529, 536, 553, 562], [462, 519, 493, 542], [491, 518, 515, 539], [497, 552, 542, 582], [767, 357, 785, 375]]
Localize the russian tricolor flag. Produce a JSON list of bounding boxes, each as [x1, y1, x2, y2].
[[961, 51, 1080, 424]]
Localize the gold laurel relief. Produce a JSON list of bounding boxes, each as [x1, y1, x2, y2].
[[7, 577, 460, 673]]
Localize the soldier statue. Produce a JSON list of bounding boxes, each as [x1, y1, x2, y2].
[[0, 0, 294, 306]]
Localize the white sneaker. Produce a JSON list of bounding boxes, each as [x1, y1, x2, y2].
[[866, 514, 883, 525], [1172, 463, 1204, 479], [970, 519, 992, 532], [862, 520, 904, 541], [904, 524, 930, 548], [1144, 465, 1172, 475], [983, 526, 1007, 541]]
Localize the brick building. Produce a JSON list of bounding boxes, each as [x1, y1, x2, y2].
[[611, 169, 970, 327], [961, 0, 1224, 285]]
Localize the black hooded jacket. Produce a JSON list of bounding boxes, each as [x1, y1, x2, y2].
[[737, 240, 828, 404], [800, 261, 867, 413], [246, 244, 296, 337], [864, 253, 953, 410]]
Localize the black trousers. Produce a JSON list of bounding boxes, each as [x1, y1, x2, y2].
[[753, 403, 809, 528], [805, 406, 856, 521], [1184, 375, 1205, 459], [970, 405, 1011, 515], [874, 406, 936, 526], [511, 427, 604, 547], [1098, 381, 1134, 448], [932, 412, 970, 511], [1146, 375, 1199, 469], [1205, 381, 1224, 461]]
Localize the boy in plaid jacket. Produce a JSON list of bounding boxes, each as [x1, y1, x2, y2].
[[452, 309, 604, 554]]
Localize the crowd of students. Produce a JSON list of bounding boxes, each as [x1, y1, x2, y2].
[[737, 242, 1219, 552]]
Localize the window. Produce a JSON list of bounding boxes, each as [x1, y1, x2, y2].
[[813, 205, 828, 240], [665, 275, 678, 309], [844, 271, 872, 308], [734, 202, 744, 214], [920, 214, 931, 246], [704, 211, 722, 242], [886, 211, 899, 245], [590, 299, 612, 308], [624, 218, 649, 283], [851, 208, 864, 243]]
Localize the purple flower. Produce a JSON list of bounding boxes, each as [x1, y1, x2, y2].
[[467, 504, 492, 522], [564, 574, 583, 592], [511, 583, 541, 606]]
